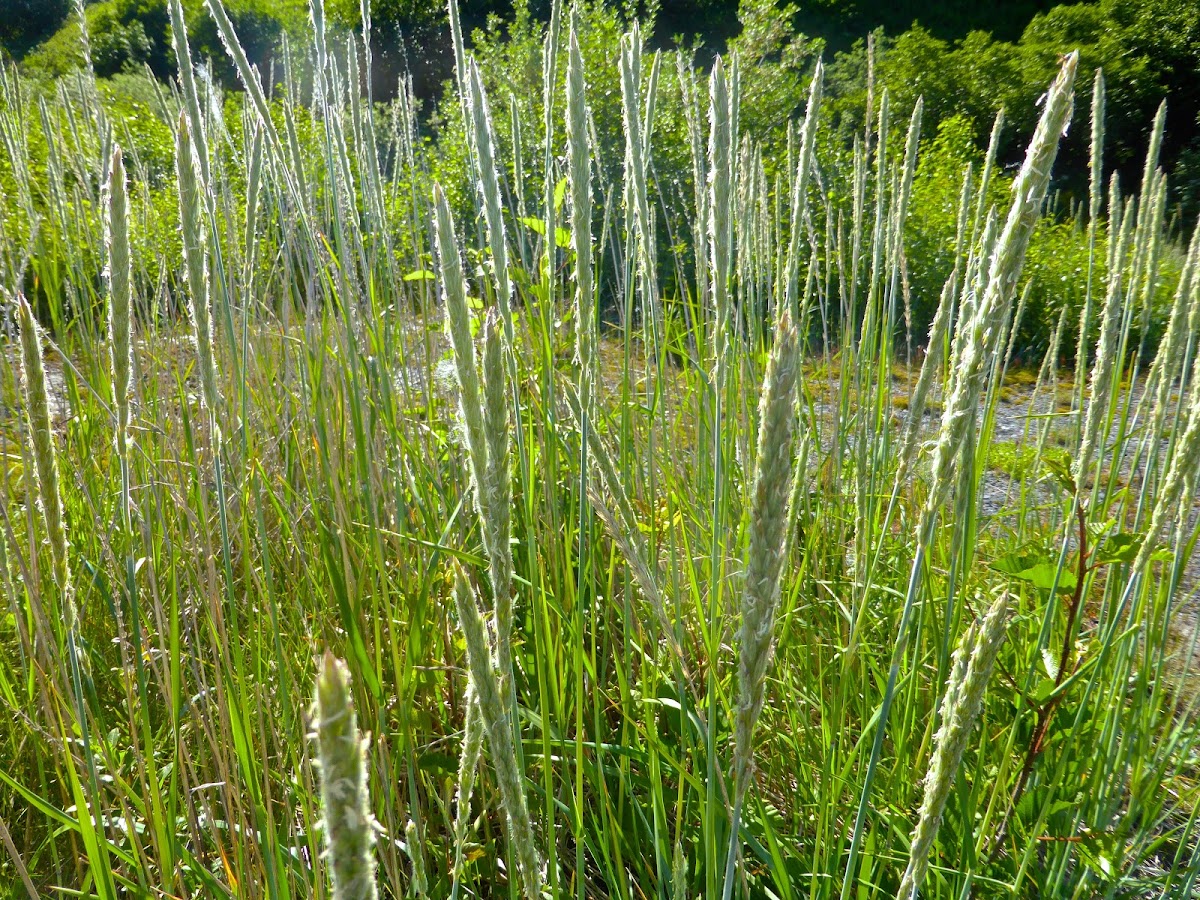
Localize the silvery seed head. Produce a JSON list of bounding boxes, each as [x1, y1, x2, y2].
[[672, 840, 687, 900], [481, 310, 515, 698], [406, 819, 427, 896], [452, 567, 544, 899], [451, 680, 484, 891], [175, 111, 221, 427], [898, 592, 1010, 900], [16, 294, 77, 636], [313, 652, 378, 900], [566, 11, 596, 404], [433, 184, 489, 523], [733, 311, 802, 805], [930, 53, 1077, 517], [107, 145, 132, 457], [708, 56, 733, 382], [467, 59, 514, 342], [1076, 193, 1136, 483]]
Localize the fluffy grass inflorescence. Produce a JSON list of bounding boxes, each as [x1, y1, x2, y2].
[[451, 677, 485, 892], [733, 310, 802, 803], [405, 819, 427, 897], [467, 60, 514, 342], [708, 55, 734, 386], [434, 183, 490, 531], [566, 8, 596, 406], [175, 110, 221, 426], [480, 311, 514, 677], [898, 593, 1011, 900], [106, 145, 132, 460], [724, 309, 802, 893], [452, 566, 543, 900], [16, 293, 77, 638], [314, 652, 379, 900]]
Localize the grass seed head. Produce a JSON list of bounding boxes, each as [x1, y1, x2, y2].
[[175, 111, 221, 426], [898, 593, 1010, 900], [434, 184, 489, 519], [16, 294, 76, 635], [734, 310, 802, 804], [314, 652, 379, 900], [107, 145, 132, 456], [481, 310, 515, 694], [406, 819, 427, 896], [567, 11, 596, 404], [452, 566, 544, 899], [451, 680, 484, 888]]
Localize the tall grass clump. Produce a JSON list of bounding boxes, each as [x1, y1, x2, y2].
[[2, 9, 1200, 900], [843, 53, 1079, 894]]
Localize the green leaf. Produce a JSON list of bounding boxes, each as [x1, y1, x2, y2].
[[1033, 677, 1058, 705], [403, 269, 435, 281], [1043, 454, 1076, 493], [992, 550, 1077, 594], [519, 216, 571, 248], [1094, 532, 1142, 565], [554, 176, 568, 212], [992, 550, 1045, 576], [520, 216, 546, 236], [1025, 563, 1078, 594]]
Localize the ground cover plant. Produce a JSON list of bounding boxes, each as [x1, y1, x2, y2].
[[1, 1, 1200, 897]]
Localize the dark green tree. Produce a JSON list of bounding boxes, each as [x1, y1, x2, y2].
[[0, 0, 72, 60]]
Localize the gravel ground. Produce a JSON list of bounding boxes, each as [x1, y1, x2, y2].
[[864, 371, 1200, 670]]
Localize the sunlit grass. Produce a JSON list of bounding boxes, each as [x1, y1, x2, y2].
[[0, 3, 1197, 899]]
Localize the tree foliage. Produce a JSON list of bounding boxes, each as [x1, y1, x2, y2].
[[9, 0, 1200, 213]]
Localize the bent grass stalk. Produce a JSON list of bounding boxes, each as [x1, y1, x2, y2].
[[841, 52, 1079, 899], [437, 183, 525, 894], [17, 294, 78, 647], [434, 182, 517, 666]]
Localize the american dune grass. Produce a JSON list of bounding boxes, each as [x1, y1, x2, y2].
[[0, 2, 1198, 898]]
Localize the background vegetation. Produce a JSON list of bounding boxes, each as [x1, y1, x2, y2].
[[6, 0, 1199, 349], [1, 0, 1199, 898], [7, 0, 1200, 204]]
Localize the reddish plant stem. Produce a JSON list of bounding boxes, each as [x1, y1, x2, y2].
[[988, 500, 1090, 861]]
